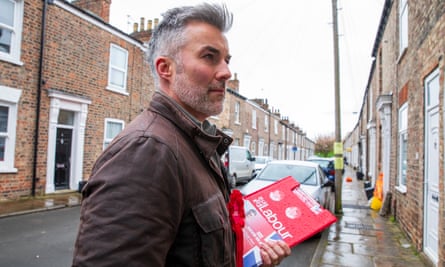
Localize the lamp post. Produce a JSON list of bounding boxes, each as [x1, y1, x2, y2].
[[331, 0, 343, 215]]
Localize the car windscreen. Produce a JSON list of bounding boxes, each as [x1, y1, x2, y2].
[[308, 159, 330, 168], [257, 164, 317, 185]]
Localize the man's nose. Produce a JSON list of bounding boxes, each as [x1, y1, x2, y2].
[[216, 62, 232, 81]]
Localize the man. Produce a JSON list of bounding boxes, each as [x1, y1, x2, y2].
[[72, 3, 290, 266]]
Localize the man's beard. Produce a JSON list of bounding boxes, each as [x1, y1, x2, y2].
[[172, 74, 225, 117]]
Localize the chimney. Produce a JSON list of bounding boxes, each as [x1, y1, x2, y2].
[[72, 0, 112, 23], [227, 73, 239, 92], [130, 17, 158, 44]]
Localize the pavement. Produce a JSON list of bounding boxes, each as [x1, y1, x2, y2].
[[0, 191, 81, 218], [310, 166, 431, 267], [0, 168, 432, 267]]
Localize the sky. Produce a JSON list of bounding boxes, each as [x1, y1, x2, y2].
[[109, 0, 385, 140]]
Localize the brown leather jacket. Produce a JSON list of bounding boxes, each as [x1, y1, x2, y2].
[[72, 92, 235, 267]]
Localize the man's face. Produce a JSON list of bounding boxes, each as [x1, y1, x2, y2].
[[170, 21, 232, 121]]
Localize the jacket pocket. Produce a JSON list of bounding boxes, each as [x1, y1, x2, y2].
[[192, 194, 232, 266]]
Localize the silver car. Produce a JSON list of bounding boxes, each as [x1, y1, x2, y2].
[[240, 160, 334, 211]]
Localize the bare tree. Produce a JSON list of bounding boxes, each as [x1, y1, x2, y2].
[[314, 133, 335, 157]]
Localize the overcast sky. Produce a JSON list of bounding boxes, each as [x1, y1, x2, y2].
[[109, 0, 385, 140]]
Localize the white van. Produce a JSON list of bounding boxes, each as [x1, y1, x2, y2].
[[222, 146, 256, 188]]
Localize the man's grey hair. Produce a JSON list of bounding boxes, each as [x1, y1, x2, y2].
[[147, 3, 233, 87]]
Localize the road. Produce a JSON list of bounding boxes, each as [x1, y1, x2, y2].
[[0, 206, 320, 267], [0, 207, 79, 267]]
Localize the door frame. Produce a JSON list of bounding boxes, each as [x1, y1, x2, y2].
[[423, 68, 440, 265], [46, 90, 91, 193]]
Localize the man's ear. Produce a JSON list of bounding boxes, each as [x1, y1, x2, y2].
[[155, 57, 173, 81]]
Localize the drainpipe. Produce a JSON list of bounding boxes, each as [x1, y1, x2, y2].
[[32, 0, 52, 196]]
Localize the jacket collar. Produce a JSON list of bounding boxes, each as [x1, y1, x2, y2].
[[149, 92, 233, 159]]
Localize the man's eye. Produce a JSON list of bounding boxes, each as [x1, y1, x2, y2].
[[204, 54, 215, 60]]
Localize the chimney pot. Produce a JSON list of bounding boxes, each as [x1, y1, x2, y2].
[[140, 17, 145, 31], [154, 18, 159, 28], [133, 22, 138, 33], [147, 19, 153, 30]]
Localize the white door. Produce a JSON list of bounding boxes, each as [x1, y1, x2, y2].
[[424, 69, 439, 265]]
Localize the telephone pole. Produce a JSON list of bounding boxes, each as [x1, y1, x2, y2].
[[331, 0, 343, 215]]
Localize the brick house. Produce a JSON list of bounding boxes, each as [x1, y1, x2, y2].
[[343, 0, 445, 265], [210, 74, 314, 160], [0, 0, 153, 200], [1, 0, 314, 201]]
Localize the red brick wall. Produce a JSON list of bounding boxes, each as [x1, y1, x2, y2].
[[380, 1, 445, 263], [0, 0, 43, 199], [0, 0, 154, 200]]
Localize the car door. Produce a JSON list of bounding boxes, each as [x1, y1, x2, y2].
[[317, 167, 329, 208]]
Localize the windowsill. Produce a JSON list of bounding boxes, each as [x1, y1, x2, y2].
[[106, 86, 129, 96], [395, 185, 407, 194], [0, 167, 18, 173], [0, 55, 24, 66]]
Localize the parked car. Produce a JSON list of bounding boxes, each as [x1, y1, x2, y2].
[[240, 160, 334, 210], [222, 146, 256, 188], [253, 156, 272, 174], [306, 156, 340, 181]]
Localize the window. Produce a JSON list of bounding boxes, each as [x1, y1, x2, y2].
[[397, 103, 408, 191], [107, 44, 128, 94], [399, 0, 408, 55], [0, 0, 24, 65], [104, 119, 124, 149], [274, 119, 278, 134], [0, 85, 21, 172], [264, 116, 269, 132], [234, 101, 240, 123], [251, 110, 256, 129], [0, 106, 8, 161]]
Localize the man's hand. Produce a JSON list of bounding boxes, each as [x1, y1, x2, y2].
[[259, 240, 291, 266]]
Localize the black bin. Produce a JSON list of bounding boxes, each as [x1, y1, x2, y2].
[[365, 187, 374, 200], [78, 181, 87, 193]]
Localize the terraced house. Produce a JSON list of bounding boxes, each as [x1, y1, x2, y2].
[[0, 0, 154, 199], [343, 0, 445, 265]]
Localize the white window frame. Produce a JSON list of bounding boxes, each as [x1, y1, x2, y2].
[[397, 103, 408, 192], [103, 118, 124, 150], [0, 0, 24, 65], [0, 85, 21, 173], [399, 0, 408, 56], [234, 101, 240, 124], [251, 110, 256, 129], [107, 44, 129, 95]]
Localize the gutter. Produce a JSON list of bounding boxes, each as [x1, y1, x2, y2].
[[32, 0, 53, 196]]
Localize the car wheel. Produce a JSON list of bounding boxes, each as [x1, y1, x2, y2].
[[229, 174, 237, 188]]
